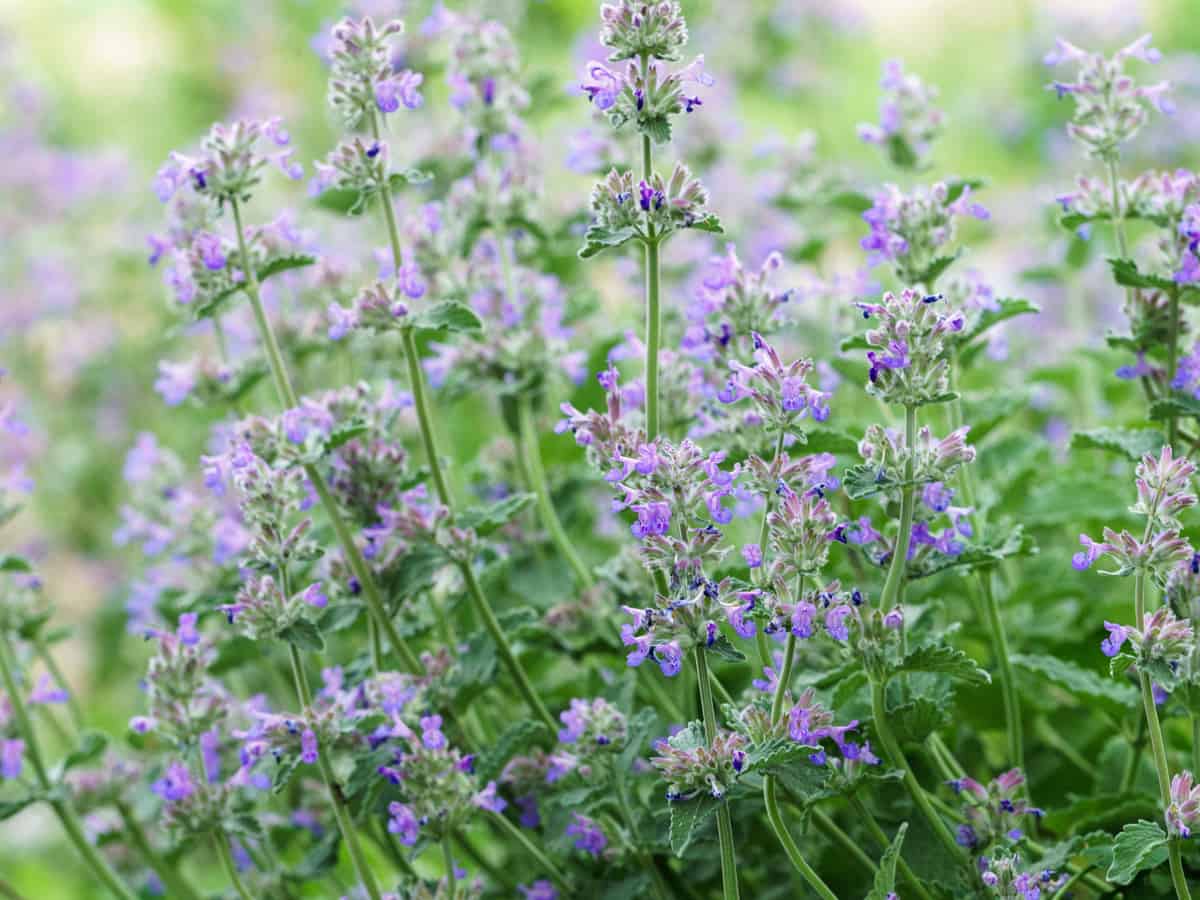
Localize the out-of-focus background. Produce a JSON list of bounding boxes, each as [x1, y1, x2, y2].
[[1, 0, 1197, 892]]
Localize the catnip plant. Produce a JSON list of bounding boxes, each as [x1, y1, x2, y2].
[[6, 5, 1200, 900]]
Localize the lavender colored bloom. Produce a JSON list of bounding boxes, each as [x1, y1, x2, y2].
[[0, 740, 23, 780], [519, 881, 558, 900], [473, 780, 507, 813], [630, 501, 671, 539], [300, 729, 318, 764], [153, 360, 196, 407], [420, 714, 446, 750], [152, 761, 196, 802], [199, 727, 221, 783], [1100, 621, 1129, 657], [387, 801, 420, 845], [1167, 771, 1200, 837], [565, 813, 607, 856], [375, 70, 425, 113], [742, 543, 762, 568]]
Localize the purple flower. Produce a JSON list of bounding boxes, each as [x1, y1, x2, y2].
[[922, 482, 953, 513], [387, 801, 420, 845], [1100, 621, 1129, 658], [193, 232, 226, 271], [519, 881, 558, 900], [825, 605, 853, 641], [0, 740, 24, 780], [300, 729, 318, 764], [742, 543, 762, 569], [420, 715, 446, 750], [152, 761, 196, 803], [565, 814, 607, 856], [473, 780, 508, 813], [375, 70, 425, 113], [298, 583, 327, 608], [630, 501, 671, 539], [655, 641, 683, 678], [177, 612, 199, 646], [199, 728, 221, 783], [1072, 534, 1104, 571], [153, 361, 196, 407]]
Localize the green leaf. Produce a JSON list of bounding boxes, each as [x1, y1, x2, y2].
[[1043, 793, 1158, 836], [829, 190, 873, 215], [290, 833, 343, 881], [1011, 653, 1137, 721], [617, 707, 660, 776], [885, 133, 919, 169], [210, 636, 262, 675], [277, 619, 325, 652], [388, 169, 434, 190], [866, 822, 908, 900], [458, 493, 535, 536], [0, 795, 36, 820], [325, 421, 368, 451], [913, 251, 961, 288], [744, 737, 817, 776], [892, 643, 990, 686], [1108, 258, 1177, 292], [409, 300, 483, 334], [798, 426, 860, 455], [668, 794, 722, 856], [1106, 820, 1168, 885], [1149, 393, 1200, 422], [1070, 427, 1165, 462], [705, 633, 746, 663], [641, 115, 672, 145], [475, 721, 549, 784], [889, 697, 952, 744], [906, 526, 1038, 580], [344, 746, 394, 800], [960, 389, 1028, 442], [0, 554, 32, 573], [578, 224, 638, 259], [257, 253, 318, 283], [688, 213, 724, 234], [58, 730, 108, 775], [272, 754, 302, 793]]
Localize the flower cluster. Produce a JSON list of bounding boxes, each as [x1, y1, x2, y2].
[[154, 118, 302, 207], [580, 56, 713, 144], [1045, 34, 1172, 160], [950, 769, 1043, 850], [716, 333, 830, 431], [979, 853, 1065, 900], [325, 17, 420, 126], [856, 290, 964, 406], [588, 162, 712, 236], [650, 721, 747, 800], [857, 423, 976, 487], [860, 183, 989, 285], [1166, 770, 1200, 838], [857, 60, 944, 169]]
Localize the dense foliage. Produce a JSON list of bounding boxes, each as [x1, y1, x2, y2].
[[5, 2, 1200, 898]]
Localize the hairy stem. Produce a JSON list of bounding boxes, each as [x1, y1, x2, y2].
[[287, 643, 382, 900], [0, 634, 138, 900], [1134, 571, 1192, 900], [442, 838, 457, 900], [213, 831, 255, 900], [879, 405, 917, 610], [517, 394, 593, 587], [870, 677, 966, 863], [694, 648, 740, 900]]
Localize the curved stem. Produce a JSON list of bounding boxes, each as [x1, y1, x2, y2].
[[32, 639, 83, 731], [870, 677, 965, 863], [1120, 712, 1146, 794], [287, 644, 382, 900], [517, 395, 593, 588], [487, 811, 572, 895], [879, 406, 917, 610], [229, 196, 421, 675], [116, 801, 202, 900], [400, 327, 453, 509], [213, 831, 254, 900], [460, 562, 555, 731], [811, 807, 876, 875], [763, 780, 836, 900], [1134, 571, 1192, 900], [694, 649, 740, 900], [0, 635, 138, 900]]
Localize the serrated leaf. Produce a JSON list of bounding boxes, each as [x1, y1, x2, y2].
[[1106, 820, 1168, 885], [688, 213, 724, 234], [668, 794, 722, 856], [705, 633, 746, 663], [885, 133, 919, 169], [617, 707, 660, 776], [914, 251, 961, 289], [272, 754, 302, 793], [830, 190, 873, 215], [325, 421, 368, 451], [1043, 793, 1159, 836], [1108, 258, 1177, 292], [798, 426, 860, 455], [578, 224, 639, 259], [1012, 653, 1137, 720], [866, 822, 908, 900], [409, 300, 483, 334], [889, 697, 952, 744], [457, 493, 535, 535], [343, 746, 394, 800], [257, 254, 317, 282], [745, 737, 817, 776], [1149, 393, 1200, 422], [842, 463, 940, 500], [0, 555, 32, 573], [892, 643, 990, 686], [277, 619, 325, 652], [289, 832, 342, 881], [1070, 427, 1166, 462], [58, 731, 108, 775], [906, 526, 1038, 580], [388, 169, 434, 189], [641, 115, 672, 145], [475, 721, 548, 784]]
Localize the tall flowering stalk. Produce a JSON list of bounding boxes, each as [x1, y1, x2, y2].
[[1076, 445, 1195, 900], [316, 17, 555, 732], [578, 1, 722, 440]]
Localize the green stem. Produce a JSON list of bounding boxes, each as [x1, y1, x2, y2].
[[460, 562, 555, 731], [517, 394, 593, 588], [442, 837, 457, 900], [1107, 157, 1129, 258], [1134, 571, 1192, 900], [400, 327, 453, 508], [0, 635, 138, 900], [644, 236, 662, 439], [754, 429, 788, 669], [1168, 286, 1181, 447], [286, 644, 382, 900], [1120, 712, 1146, 794], [870, 677, 965, 863], [0, 879, 27, 900], [487, 811, 572, 895], [879, 406, 917, 610], [213, 831, 254, 900], [850, 796, 935, 900], [229, 196, 421, 675], [811, 807, 877, 874], [116, 801, 201, 900], [694, 649, 740, 900]]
